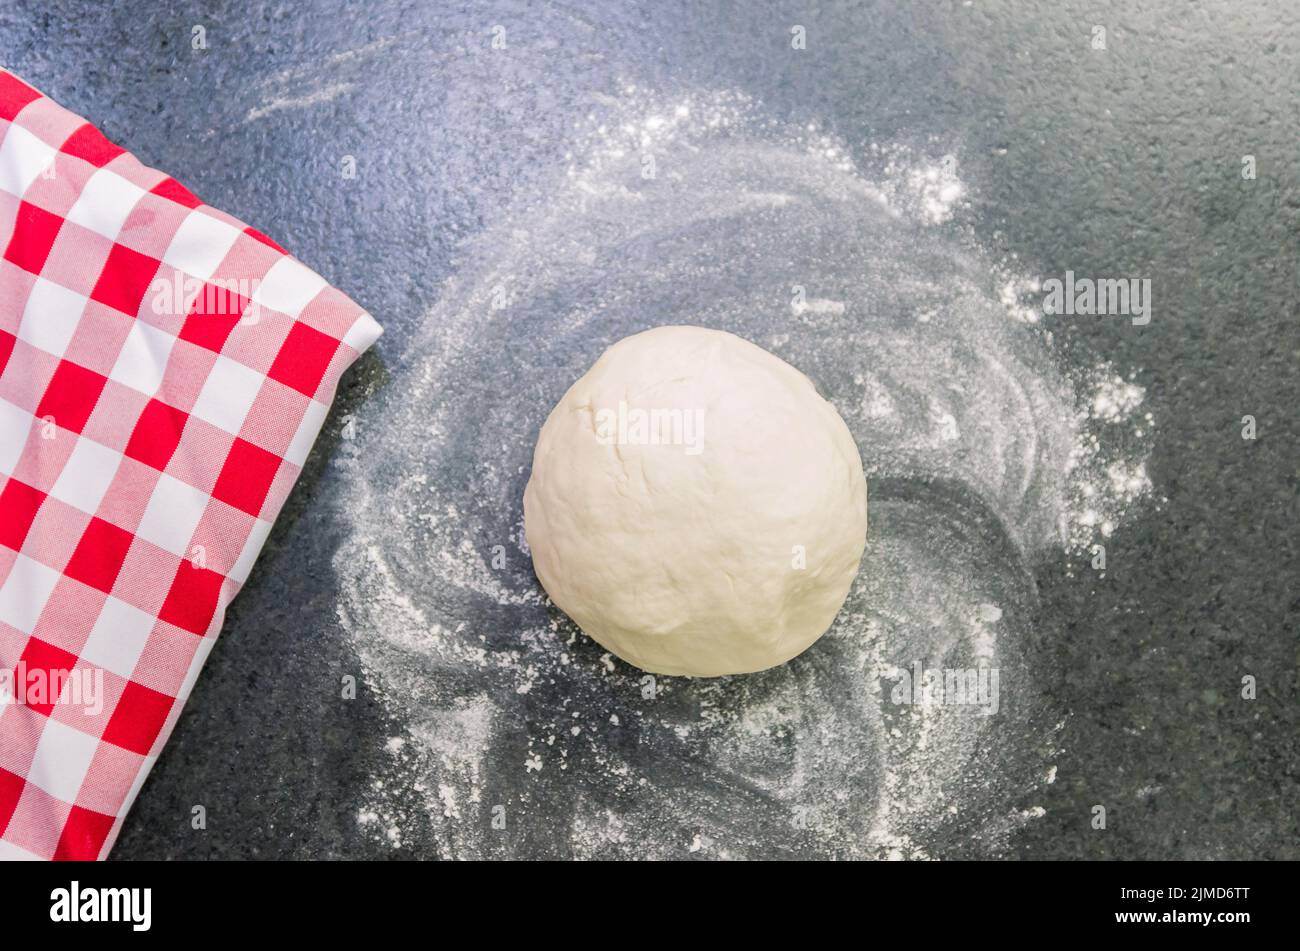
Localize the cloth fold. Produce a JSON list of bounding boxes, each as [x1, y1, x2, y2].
[[0, 69, 381, 860]]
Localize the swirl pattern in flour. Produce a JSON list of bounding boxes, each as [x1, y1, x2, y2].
[[331, 89, 1152, 858]]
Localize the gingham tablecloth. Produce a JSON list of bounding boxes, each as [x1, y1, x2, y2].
[[0, 69, 381, 860]]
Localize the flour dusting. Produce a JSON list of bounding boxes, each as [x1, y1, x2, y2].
[[330, 87, 1153, 858]]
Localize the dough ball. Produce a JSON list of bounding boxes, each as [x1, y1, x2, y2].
[[523, 325, 867, 677]]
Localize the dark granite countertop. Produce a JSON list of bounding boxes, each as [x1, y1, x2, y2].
[[2, 0, 1296, 859]]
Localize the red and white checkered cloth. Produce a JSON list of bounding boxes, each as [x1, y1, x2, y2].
[[0, 69, 381, 860]]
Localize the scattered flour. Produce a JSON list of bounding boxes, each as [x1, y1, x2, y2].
[[331, 86, 1153, 858]]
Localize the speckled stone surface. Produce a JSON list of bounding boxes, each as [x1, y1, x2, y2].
[[1, 0, 1296, 859]]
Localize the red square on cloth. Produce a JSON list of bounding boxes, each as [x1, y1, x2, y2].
[[0, 67, 381, 861], [0, 71, 41, 121], [0, 330, 16, 375], [62, 516, 134, 594], [156, 560, 225, 636], [150, 177, 201, 210], [59, 123, 126, 169], [123, 398, 188, 471], [0, 766, 24, 834], [52, 805, 116, 861], [3, 201, 64, 275], [101, 681, 173, 756], [211, 437, 281, 517], [89, 244, 162, 318], [34, 360, 109, 434], [0, 477, 46, 551], [178, 282, 248, 353], [267, 321, 340, 398], [17, 637, 79, 717]]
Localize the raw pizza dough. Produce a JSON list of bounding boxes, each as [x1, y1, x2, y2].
[[523, 325, 868, 677]]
